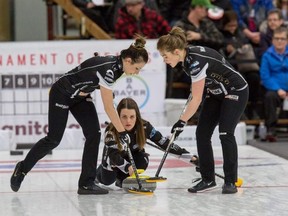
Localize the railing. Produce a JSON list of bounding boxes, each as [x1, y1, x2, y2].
[[242, 119, 288, 125], [46, 0, 111, 40]]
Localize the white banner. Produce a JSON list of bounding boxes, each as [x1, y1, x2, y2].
[[0, 40, 166, 146]]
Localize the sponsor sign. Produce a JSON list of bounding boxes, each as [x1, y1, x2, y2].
[[0, 40, 166, 145]]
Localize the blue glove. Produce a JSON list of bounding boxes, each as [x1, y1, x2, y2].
[[119, 131, 131, 151], [171, 120, 186, 139]]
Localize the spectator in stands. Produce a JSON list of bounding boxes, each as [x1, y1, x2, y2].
[[219, 10, 261, 119], [174, 0, 224, 49], [207, 0, 233, 29], [257, 9, 285, 61], [157, 0, 191, 26], [72, 0, 113, 33], [170, 0, 224, 98], [157, 0, 192, 99], [230, 0, 275, 45], [275, 0, 288, 21], [114, 0, 171, 39], [112, 0, 159, 32], [260, 26, 288, 142], [210, 0, 233, 10]]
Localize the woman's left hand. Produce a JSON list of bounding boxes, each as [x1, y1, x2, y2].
[[128, 165, 134, 176], [78, 91, 89, 97]]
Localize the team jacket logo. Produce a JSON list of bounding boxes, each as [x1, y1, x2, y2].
[[191, 61, 199, 67], [225, 95, 239, 101], [211, 72, 230, 85], [104, 69, 114, 83], [55, 103, 69, 109], [191, 68, 200, 74], [207, 88, 223, 95], [198, 46, 206, 52]]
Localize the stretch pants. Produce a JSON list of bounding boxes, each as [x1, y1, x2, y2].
[[196, 88, 248, 184], [22, 86, 101, 187]]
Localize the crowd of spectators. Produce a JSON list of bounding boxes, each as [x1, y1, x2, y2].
[[72, 0, 288, 142]]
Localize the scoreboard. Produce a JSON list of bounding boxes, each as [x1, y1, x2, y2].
[[0, 73, 61, 115]]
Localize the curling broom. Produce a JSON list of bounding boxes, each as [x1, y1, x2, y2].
[[126, 147, 154, 195], [146, 92, 193, 183]]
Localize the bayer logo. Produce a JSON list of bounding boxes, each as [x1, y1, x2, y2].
[[113, 75, 150, 109]]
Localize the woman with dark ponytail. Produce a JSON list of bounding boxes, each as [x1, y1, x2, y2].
[[10, 36, 149, 195], [96, 97, 188, 188]]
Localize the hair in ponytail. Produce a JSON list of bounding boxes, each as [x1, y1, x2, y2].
[[120, 34, 149, 64], [157, 26, 187, 52]]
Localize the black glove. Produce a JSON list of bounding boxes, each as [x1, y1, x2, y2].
[[159, 139, 189, 155], [171, 120, 186, 139], [119, 131, 131, 151], [169, 143, 190, 155]]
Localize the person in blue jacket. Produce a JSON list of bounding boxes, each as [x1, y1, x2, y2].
[[260, 26, 288, 142], [230, 0, 274, 44]]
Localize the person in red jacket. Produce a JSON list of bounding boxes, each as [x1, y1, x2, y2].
[[115, 0, 171, 39]]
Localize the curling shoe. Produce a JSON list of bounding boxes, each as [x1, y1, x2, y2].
[[78, 182, 109, 195], [222, 183, 237, 194], [94, 176, 100, 184], [188, 179, 216, 193], [10, 161, 26, 192]]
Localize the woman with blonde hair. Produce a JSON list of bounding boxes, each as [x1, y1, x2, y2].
[[157, 26, 248, 194]]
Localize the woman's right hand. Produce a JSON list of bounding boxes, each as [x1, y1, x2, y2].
[[128, 165, 134, 176]]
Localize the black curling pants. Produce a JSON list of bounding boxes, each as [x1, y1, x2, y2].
[[196, 87, 248, 184], [96, 150, 149, 185], [22, 86, 101, 187]]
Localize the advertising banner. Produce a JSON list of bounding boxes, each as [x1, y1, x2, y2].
[[0, 40, 166, 146]]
